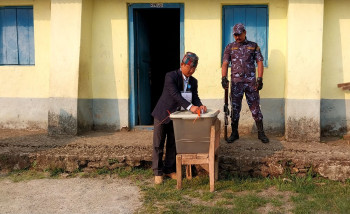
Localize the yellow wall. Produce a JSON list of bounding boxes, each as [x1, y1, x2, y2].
[[184, 0, 222, 99], [322, 0, 350, 99], [87, 0, 287, 100], [0, 0, 287, 100], [90, 0, 129, 99], [265, 0, 287, 99], [78, 0, 93, 99], [0, 0, 50, 98]]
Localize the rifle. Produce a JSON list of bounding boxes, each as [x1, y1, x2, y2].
[[223, 87, 230, 141]]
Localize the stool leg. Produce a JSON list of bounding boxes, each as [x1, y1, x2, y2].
[[209, 156, 215, 192], [176, 155, 182, 190], [215, 154, 219, 181], [186, 165, 192, 180]]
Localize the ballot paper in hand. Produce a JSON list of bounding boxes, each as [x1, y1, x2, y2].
[[181, 91, 192, 110]]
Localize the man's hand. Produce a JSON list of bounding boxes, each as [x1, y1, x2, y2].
[[255, 77, 263, 91], [190, 105, 199, 114], [221, 76, 229, 89], [200, 105, 207, 113]]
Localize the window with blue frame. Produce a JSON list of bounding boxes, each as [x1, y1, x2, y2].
[[222, 5, 268, 66], [0, 6, 35, 65]]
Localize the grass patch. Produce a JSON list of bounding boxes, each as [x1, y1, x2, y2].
[[270, 198, 283, 207], [68, 166, 154, 180], [136, 171, 350, 214], [96, 167, 110, 175], [113, 167, 153, 180], [46, 168, 65, 177], [1, 169, 49, 182], [291, 180, 350, 213], [233, 194, 268, 213]]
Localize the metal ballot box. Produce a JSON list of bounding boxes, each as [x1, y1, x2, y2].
[[170, 109, 220, 154]]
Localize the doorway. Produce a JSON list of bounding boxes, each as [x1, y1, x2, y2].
[[129, 4, 184, 127]]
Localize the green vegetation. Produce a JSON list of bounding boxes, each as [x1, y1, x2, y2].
[[136, 169, 350, 214], [47, 168, 65, 177], [2, 168, 350, 213], [0, 170, 49, 182]]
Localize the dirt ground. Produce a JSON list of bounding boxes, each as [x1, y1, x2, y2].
[[0, 176, 142, 214], [0, 129, 153, 148], [1, 128, 349, 156]]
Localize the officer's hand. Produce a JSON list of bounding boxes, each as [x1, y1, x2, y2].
[[221, 76, 229, 89], [256, 77, 263, 91], [190, 106, 199, 114]]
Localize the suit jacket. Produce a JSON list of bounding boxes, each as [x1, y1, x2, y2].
[[152, 69, 203, 124]]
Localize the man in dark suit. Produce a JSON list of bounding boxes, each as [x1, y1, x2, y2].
[[151, 52, 207, 184]]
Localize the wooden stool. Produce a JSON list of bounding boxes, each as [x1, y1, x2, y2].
[[176, 119, 220, 192]]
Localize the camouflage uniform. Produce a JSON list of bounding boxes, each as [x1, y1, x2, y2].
[[223, 39, 264, 122]]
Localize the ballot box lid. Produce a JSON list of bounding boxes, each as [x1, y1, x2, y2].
[[170, 109, 220, 119]]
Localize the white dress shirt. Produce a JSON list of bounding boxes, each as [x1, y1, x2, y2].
[[181, 72, 192, 110]]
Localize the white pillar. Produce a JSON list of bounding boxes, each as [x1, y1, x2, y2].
[[285, 0, 324, 141], [48, 0, 82, 135]]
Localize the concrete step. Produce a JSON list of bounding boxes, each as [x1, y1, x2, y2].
[[1, 130, 350, 181]]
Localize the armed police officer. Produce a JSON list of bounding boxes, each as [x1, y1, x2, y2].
[[221, 23, 269, 144]]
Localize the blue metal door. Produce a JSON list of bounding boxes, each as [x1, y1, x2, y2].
[[135, 10, 152, 125]]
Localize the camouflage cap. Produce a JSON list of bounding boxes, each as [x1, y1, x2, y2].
[[182, 52, 199, 68], [233, 23, 245, 35]]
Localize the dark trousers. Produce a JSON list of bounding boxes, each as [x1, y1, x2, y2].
[[231, 82, 263, 122], [152, 118, 177, 176]]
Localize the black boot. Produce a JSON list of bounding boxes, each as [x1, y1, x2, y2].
[[227, 120, 239, 143], [256, 120, 269, 143]]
